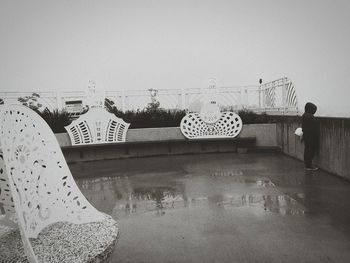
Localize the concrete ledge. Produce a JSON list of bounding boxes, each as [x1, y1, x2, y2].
[[56, 124, 277, 147], [56, 124, 278, 163], [62, 137, 257, 163], [126, 127, 185, 142]]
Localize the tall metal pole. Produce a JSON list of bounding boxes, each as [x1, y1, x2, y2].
[[259, 78, 262, 108]]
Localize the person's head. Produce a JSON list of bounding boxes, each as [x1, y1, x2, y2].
[[304, 102, 317, 114]]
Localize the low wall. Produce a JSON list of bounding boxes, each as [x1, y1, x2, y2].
[[56, 124, 277, 148], [56, 124, 278, 163], [272, 116, 350, 180]]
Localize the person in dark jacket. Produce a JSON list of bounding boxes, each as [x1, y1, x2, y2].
[[302, 102, 320, 170]]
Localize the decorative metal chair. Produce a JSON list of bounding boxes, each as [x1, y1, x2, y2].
[[0, 105, 118, 262], [180, 101, 243, 139], [65, 107, 130, 146]]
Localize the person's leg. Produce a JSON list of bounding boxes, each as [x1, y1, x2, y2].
[[304, 139, 318, 170], [309, 140, 318, 166], [304, 140, 312, 168]]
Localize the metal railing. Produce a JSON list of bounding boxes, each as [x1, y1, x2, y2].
[[0, 77, 298, 113]]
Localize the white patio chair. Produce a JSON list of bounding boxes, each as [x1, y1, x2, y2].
[[0, 105, 118, 263], [65, 107, 130, 146], [180, 102, 243, 139]]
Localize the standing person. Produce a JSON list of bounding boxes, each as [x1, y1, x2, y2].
[[302, 102, 320, 170]]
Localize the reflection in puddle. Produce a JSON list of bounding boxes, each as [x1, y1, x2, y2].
[[211, 170, 244, 177], [113, 186, 185, 216], [113, 192, 305, 216], [77, 174, 305, 218], [210, 170, 275, 187], [217, 194, 306, 215]]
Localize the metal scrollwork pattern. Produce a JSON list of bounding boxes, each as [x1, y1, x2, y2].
[[180, 112, 243, 139], [0, 147, 16, 218], [0, 105, 106, 238], [65, 107, 130, 146]]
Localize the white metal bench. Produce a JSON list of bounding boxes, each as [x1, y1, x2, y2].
[[180, 101, 243, 139], [65, 107, 130, 146], [0, 105, 118, 263]]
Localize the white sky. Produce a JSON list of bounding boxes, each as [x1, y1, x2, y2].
[[1, 0, 350, 116]]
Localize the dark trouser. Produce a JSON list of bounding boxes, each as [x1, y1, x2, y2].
[[304, 138, 317, 168]]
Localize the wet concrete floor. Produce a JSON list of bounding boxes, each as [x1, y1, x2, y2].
[[71, 153, 350, 263]]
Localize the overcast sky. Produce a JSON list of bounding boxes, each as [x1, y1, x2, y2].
[[1, 0, 350, 116]]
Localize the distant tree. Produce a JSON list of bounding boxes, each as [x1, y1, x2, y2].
[[145, 100, 160, 112], [146, 88, 160, 112], [18, 93, 44, 112]]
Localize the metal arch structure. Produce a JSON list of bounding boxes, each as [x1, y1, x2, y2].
[[0, 105, 115, 262], [258, 77, 298, 112], [65, 107, 130, 146]]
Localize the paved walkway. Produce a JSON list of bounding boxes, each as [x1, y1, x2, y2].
[[72, 153, 350, 263]]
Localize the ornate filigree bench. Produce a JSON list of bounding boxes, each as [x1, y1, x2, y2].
[[180, 101, 243, 139], [0, 105, 118, 263]]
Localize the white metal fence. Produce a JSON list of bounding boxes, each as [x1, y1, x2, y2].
[[0, 77, 298, 113]]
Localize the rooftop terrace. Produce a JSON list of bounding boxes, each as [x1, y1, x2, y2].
[[70, 152, 350, 263]]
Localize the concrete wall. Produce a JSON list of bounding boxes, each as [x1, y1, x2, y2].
[[274, 116, 350, 180], [56, 124, 277, 148], [55, 124, 278, 163], [240, 124, 277, 147]]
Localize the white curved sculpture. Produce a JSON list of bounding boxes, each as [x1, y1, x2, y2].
[[0, 147, 16, 225], [65, 107, 130, 145], [0, 105, 117, 262], [180, 102, 243, 139]]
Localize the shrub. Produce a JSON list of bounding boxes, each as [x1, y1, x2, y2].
[[108, 107, 186, 129], [108, 108, 271, 128], [39, 109, 72, 133], [237, 109, 270, 124], [29, 106, 271, 133]]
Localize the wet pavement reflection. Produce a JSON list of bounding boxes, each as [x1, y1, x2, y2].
[[71, 153, 350, 263]]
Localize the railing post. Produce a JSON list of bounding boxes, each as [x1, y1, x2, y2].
[[181, 88, 186, 110], [125, 95, 128, 111], [121, 90, 125, 112], [245, 88, 248, 108], [239, 87, 243, 109], [56, 91, 62, 110]]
